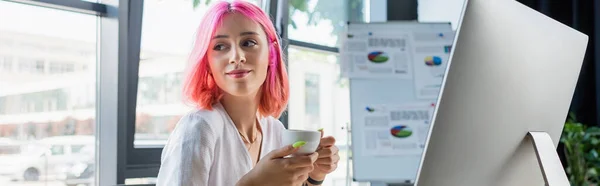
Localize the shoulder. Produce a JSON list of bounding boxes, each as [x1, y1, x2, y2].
[[170, 107, 227, 141]]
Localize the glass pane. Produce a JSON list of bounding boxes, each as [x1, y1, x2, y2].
[[71, 145, 85, 154], [135, 0, 260, 147], [0, 1, 97, 186], [417, 0, 466, 30], [288, 0, 366, 47], [50, 145, 64, 155], [287, 46, 352, 186]]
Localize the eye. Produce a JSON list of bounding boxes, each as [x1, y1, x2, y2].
[[213, 44, 227, 51], [242, 40, 257, 47]]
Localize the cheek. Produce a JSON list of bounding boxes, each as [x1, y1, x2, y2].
[[252, 47, 270, 77], [207, 51, 228, 71], [207, 54, 228, 81]]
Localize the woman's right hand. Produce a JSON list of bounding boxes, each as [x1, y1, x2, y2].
[[237, 143, 319, 186]]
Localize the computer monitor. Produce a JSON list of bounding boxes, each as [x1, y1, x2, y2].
[[414, 0, 588, 186]]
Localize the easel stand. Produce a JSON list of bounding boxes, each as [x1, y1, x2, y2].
[[527, 131, 570, 186]]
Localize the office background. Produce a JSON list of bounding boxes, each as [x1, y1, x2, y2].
[[0, 0, 597, 186]]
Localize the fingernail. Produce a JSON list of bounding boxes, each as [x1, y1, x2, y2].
[[318, 128, 324, 131], [293, 141, 306, 148]]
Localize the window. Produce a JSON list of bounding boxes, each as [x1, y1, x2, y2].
[[288, 0, 365, 47], [18, 58, 33, 72], [50, 145, 65, 155], [71, 145, 85, 154], [286, 1, 365, 185], [288, 47, 351, 186], [49, 62, 77, 74], [49, 62, 61, 74], [0, 57, 12, 72], [0, 1, 97, 185], [304, 73, 321, 129], [134, 0, 260, 147], [65, 64, 74, 73], [35, 60, 45, 73]]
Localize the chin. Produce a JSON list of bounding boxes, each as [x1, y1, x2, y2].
[[226, 86, 258, 97]]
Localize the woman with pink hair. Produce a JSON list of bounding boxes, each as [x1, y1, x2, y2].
[[156, 1, 340, 185]]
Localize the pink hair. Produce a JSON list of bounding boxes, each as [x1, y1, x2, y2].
[[182, 0, 289, 118]]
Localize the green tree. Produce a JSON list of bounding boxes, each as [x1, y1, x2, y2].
[[193, 0, 365, 46], [289, 0, 363, 46]]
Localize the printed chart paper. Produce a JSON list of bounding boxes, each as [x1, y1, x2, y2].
[[411, 31, 455, 99], [341, 30, 455, 100], [360, 102, 436, 157], [341, 32, 412, 79]]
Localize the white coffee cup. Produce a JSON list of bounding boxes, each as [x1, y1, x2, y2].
[[282, 129, 321, 156]]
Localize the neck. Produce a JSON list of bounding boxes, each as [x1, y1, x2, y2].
[[220, 91, 261, 140]]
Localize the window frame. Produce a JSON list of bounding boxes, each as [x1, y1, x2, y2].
[[4, 0, 107, 16]]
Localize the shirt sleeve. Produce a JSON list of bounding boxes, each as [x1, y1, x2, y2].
[[156, 113, 216, 186]]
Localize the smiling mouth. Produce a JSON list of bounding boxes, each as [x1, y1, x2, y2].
[[226, 70, 252, 78]]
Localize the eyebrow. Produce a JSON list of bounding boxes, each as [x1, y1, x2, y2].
[[212, 31, 259, 39]]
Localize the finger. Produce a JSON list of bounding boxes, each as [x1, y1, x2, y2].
[[319, 136, 336, 147], [268, 143, 302, 159], [286, 153, 318, 168], [286, 156, 313, 168], [316, 148, 333, 157], [308, 152, 319, 163], [316, 146, 338, 157], [316, 164, 338, 172], [295, 173, 310, 183], [316, 129, 325, 151], [318, 128, 324, 138], [315, 154, 340, 165], [296, 166, 314, 175]]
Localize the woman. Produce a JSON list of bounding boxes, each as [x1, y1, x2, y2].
[[156, 1, 340, 186]]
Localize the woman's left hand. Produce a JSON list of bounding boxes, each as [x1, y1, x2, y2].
[[309, 129, 340, 181]]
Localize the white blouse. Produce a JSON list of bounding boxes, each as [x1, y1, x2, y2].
[[156, 103, 286, 186]]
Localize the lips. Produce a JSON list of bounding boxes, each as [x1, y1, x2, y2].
[[226, 69, 251, 78]]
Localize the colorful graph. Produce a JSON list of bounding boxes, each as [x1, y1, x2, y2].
[[390, 125, 413, 138], [424, 56, 442, 66], [367, 51, 389, 63], [444, 45, 452, 53]]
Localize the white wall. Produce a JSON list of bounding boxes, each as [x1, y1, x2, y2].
[[418, 0, 466, 30], [369, 0, 465, 30], [368, 0, 387, 22]]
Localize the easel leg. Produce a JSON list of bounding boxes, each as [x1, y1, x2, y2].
[[528, 132, 570, 186]]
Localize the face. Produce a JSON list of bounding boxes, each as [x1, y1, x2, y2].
[[207, 13, 270, 98]]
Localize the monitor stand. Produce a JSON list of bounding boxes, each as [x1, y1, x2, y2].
[[527, 131, 570, 186], [369, 182, 412, 186], [372, 132, 569, 186]]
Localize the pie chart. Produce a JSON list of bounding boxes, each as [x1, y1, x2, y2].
[[367, 51, 389, 63], [424, 56, 442, 66], [390, 125, 412, 138]]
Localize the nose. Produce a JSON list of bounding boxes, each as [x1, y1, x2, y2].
[[229, 47, 246, 64]]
